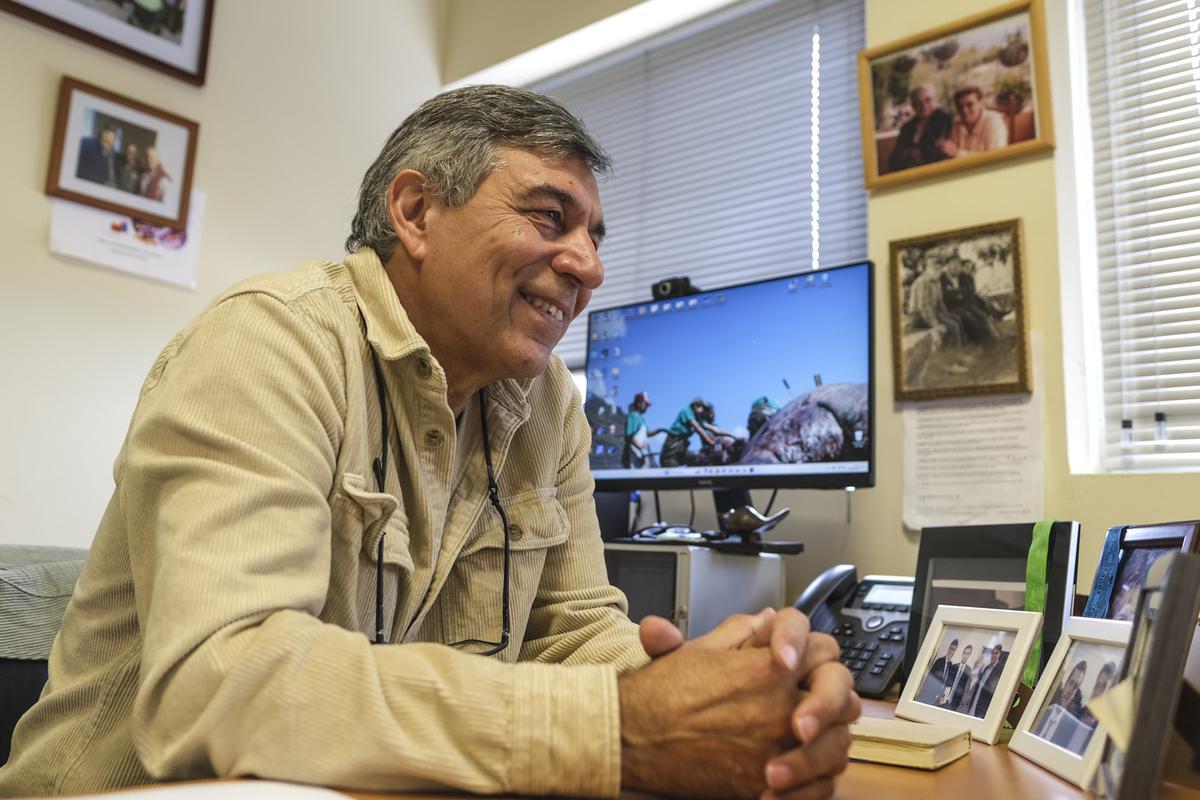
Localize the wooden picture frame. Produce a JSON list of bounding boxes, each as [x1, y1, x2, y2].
[[1009, 617, 1132, 788], [1083, 520, 1200, 621], [0, 0, 214, 86], [896, 604, 1042, 744], [889, 219, 1030, 401], [857, 0, 1053, 190], [45, 76, 199, 230], [1092, 552, 1200, 798]]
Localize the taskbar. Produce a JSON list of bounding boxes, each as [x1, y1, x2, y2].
[[594, 461, 870, 480]]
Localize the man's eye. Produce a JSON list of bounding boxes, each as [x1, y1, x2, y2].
[[533, 209, 562, 225]]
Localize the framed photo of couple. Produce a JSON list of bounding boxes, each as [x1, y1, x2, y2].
[[857, 0, 1054, 189], [896, 604, 1042, 744]]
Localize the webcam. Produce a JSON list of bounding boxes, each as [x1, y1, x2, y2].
[[651, 276, 701, 300]]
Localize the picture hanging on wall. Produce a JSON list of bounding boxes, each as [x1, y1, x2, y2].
[[46, 76, 199, 230], [857, 0, 1053, 190], [0, 0, 214, 86], [889, 219, 1030, 402]]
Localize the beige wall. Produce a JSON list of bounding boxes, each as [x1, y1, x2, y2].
[[0, 0, 444, 547]]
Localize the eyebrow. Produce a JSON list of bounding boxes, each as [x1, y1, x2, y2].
[[521, 183, 607, 245]]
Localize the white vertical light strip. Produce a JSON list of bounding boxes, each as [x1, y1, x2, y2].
[[809, 28, 821, 271]]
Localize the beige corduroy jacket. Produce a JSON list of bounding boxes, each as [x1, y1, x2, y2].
[[0, 250, 648, 798]]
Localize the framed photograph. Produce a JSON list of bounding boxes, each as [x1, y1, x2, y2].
[[0, 0, 213, 85], [906, 521, 1079, 682], [45, 76, 199, 230], [1093, 552, 1200, 798], [1083, 520, 1200, 621], [890, 219, 1029, 401], [896, 604, 1042, 743], [1009, 617, 1131, 787], [857, 0, 1053, 189]]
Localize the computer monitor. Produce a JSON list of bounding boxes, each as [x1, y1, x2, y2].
[[583, 261, 874, 492]]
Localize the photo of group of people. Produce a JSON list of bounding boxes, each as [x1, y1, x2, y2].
[[1107, 546, 1175, 621], [1027, 640, 1122, 757], [75, 110, 173, 206], [862, 6, 1048, 186], [915, 626, 1015, 719], [891, 219, 1028, 400]]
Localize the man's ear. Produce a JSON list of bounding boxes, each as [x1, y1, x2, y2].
[[387, 169, 434, 263]]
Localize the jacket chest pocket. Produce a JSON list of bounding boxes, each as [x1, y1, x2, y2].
[[328, 472, 413, 636], [438, 489, 568, 648]]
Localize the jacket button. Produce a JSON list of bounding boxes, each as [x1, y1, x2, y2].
[[509, 523, 524, 541], [424, 429, 444, 448], [416, 359, 432, 379]]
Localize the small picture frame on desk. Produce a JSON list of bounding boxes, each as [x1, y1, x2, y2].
[[896, 604, 1042, 744], [1008, 617, 1131, 787], [1093, 552, 1200, 799], [1083, 520, 1200, 621]]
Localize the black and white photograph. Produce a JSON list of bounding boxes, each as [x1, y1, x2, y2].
[[46, 76, 199, 230], [0, 0, 213, 84], [890, 219, 1030, 401]]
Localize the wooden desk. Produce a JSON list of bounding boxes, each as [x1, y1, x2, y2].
[[834, 699, 1200, 800]]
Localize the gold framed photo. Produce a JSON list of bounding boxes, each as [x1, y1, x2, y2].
[[889, 219, 1030, 402], [45, 76, 199, 230], [858, 0, 1053, 190]]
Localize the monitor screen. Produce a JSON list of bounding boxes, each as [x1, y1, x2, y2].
[[583, 261, 874, 490]]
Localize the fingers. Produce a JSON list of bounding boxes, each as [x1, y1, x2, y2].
[[793, 661, 861, 744], [759, 777, 836, 800], [766, 609, 813, 673], [638, 615, 685, 659], [762, 724, 851, 797], [692, 607, 775, 651]]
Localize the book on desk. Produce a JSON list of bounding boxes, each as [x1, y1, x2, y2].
[[849, 717, 971, 770]]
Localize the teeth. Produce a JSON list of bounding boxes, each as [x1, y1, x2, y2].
[[523, 293, 564, 321]]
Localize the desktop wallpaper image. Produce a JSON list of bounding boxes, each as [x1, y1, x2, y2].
[[585, 266, 871, 473]]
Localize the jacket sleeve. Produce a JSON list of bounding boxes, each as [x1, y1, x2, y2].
[[517, 365, 649, 673], [121, 291, 623, 797]]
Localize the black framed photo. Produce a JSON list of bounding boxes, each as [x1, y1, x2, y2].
[[1083, 520, 1200, 621], [46, 76, 199, 230], [907, 521, 1080, 683], [1, 0, 214, 85]]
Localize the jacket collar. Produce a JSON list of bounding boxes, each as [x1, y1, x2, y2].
[[342, 248, 534, 421]]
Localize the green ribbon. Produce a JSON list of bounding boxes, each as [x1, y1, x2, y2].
[[1022, 519, 1053, 688]]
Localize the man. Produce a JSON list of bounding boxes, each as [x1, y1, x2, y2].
[[938, 85, 1008, 158], [621, 391, 662, 468], [76, 124, 117, 186], [0, 86, 858, 799], [887, 84, 952, 172], [1079, 661, 1117, 729], [747, 394, 781, 437], [907, 261, 963, 349], [965, 644, 1006, 719], [940, 257, 996, 344], [660, 397, 736, 467], [940, 643, 973, 709], [140, 146, 173, 205], [117, 142, 144, 194], [920, 638, 958, 705]]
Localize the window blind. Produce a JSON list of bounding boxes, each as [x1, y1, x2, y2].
[[1085, 0, 1200, 471], [533, 0, 867, 368]]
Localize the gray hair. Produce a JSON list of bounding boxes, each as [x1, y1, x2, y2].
[[346, 84, 611, 261]]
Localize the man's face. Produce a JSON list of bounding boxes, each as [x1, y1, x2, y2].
[[1063, 667, 1084, 699], [946, 643, 957, 661], [126, 143, 138, 160], [1091, 671, 1113, 698], [960, 646, 972, 664], [990, 646, 1003, 666], [911, 88, 935, 119], [100, 130, 116, 152], [955, 92, 983, 126], [414, 147, 604, 383]]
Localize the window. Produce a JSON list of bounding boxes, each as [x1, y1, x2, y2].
[[531, 0, 867, 367], [1084, 0, 1200, 471]]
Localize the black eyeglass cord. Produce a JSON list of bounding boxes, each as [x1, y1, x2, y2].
[[367, 347, 510, 656]]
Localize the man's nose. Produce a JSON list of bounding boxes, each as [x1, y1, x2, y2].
[[551, 229, 604, 290]]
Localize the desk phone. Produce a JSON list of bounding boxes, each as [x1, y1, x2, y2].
[[794, 565, 914, 698]]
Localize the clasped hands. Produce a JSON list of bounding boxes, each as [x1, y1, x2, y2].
[[619, 608, 860, 799]]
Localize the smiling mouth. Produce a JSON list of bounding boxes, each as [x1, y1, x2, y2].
[[521, 292, 566, 322]]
